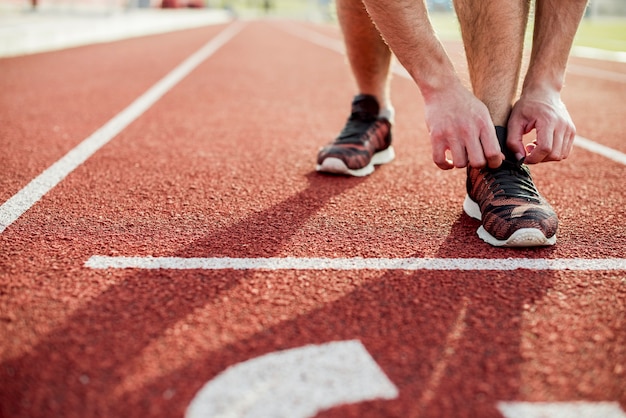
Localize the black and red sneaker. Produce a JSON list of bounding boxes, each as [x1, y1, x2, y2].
[[316, 94, 394, 177], [463, 126, 558, 247]]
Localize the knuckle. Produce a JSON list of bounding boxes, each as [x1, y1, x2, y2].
[[454, 159, 468, 169], [550, 149, 565, 161], [433, 155, 448, 168], [535, 142, 551, 153], [487, 153, 502, 162], [430, 125, 452, 139], [432, 150, 445, 163], [470, 158, 486, 169]]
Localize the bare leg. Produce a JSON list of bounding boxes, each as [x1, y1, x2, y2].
[[507, 0, 587, 163], [453, 0, 530, 127], [336, 0, 393, 114]]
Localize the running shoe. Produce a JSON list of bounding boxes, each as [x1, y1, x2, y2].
[[463, 126, 558, 247], [316, 94, 394, 177]]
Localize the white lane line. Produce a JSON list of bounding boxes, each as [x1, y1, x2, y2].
[[277, 22, 344, 55], [185, 340, 398, 418], [282, 22, 626, 167], [568, 63, 626, 83], [574, 135, 626, 166], [572, 46, 626, 64], [84, 256, 626, 271], [498, 401, 626, 418], [281, 23, 626, 83], [278, 23, 412, 81], [0, 21, 245, 235]]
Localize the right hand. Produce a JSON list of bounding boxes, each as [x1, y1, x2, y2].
[[424, 84, 504, 170]]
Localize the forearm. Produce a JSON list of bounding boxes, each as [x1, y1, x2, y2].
[[361, 0, 461, 100], [523, 0, 588, 92]]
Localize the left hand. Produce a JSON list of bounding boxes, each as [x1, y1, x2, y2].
[[507, 87, 576, 164]]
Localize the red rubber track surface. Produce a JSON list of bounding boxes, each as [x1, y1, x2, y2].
[[1, 20, 625, 418]]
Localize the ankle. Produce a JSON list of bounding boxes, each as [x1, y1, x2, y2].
[[379, 106, 395, 124]]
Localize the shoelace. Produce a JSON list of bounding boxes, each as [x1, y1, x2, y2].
[[336, 110, 378, 144], [483, 159, 541, 203]]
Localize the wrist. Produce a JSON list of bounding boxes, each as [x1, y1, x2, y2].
[[522, 66, 565, 94], [418, 70, 464, 102], [521, 77, 563, 99]]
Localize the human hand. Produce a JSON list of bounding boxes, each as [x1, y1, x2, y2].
[[424, 84, 504, 170], [507, 88, 576, 164]]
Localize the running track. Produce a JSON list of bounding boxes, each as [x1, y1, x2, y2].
[[1, 19, 625, 418]]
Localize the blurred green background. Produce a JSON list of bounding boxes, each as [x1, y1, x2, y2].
[[2, 0, 624, 52], [227, 0, 626, 52]]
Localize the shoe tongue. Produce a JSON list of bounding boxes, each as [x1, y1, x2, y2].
[[495, 126, 518, 163], [351, 94, 380, 120]]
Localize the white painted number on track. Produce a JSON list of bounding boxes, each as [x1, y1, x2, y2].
[[185, 340, 398, 418], [498, 401, 626, 418]]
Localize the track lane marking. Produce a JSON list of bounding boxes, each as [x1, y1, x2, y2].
[[0, 21, 245, 234], [280, 22, 626, 83], [185, 340, 398, 418], [280, 22, 626, 166], [568, 63, 626, 83], [574, 135, 626, 165], [85, 256, 626, 271], [498, 401, 626, 418], [571, 46, 626, 64]]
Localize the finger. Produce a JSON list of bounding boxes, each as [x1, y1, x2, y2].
[[480, 127, 504, 169], [464, 130, 486, 168], [506, 116, 528, 161], [432, 141, 454, 170], [561, 127, 576, 160], [434, 157, 454, 170], [466, 143, 487, 169], [546, 127, 566, 161], [525, 126, 554, 164], [448, 141, 469, 168]]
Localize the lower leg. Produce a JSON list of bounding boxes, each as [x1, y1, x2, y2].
[[336, 0, 393, 114], [453, 0, 530, 126]]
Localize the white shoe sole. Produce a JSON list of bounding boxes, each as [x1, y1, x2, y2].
[[316, 146, 395, 177], [462, 195, 556, 247]]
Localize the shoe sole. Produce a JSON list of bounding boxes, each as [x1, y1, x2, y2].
[[462, 195, 556, 247], [316, 146, 395, 177]]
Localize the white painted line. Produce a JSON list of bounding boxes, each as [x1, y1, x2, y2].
[[0, 21, 245, 235], [84, 256, 626, 271], [568, 63, 626, 84], [185, 340, 398, 418], [498, 401, 626, 418], [572, 46, 626, 64], [574, 135, 626, 166], [277, 22, 344, 55]]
